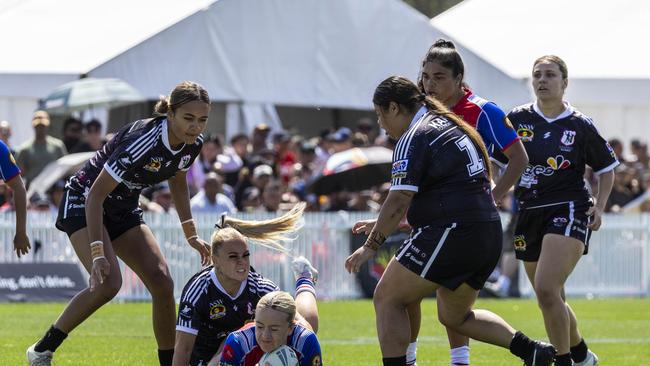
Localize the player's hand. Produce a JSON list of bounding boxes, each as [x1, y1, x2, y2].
[[587, 206, 604, 231], [89, 257, 110, 292], [188, 236, 211, 266], [13, 231, 31, 258], [352, 219, 377, 235], [345, 245, 376, 274]]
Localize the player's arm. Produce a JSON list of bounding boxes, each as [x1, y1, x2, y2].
[[172, 331, 197, 366], [86, 169, 119, 290], [492, 139, 528, 203], [299, 333, 323, 366], [169, 170, 210, 266], [6, 174, 30, 257]]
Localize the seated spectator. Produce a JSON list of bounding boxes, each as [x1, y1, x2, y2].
[[251, 123, 272, 154], [240, 186, 261, 212], [351, 132, 370, 147], [190, 172, 236, 215], [146, 183, 175, 213], [259, 179, 282, 213], [326, 127, 352, 153]]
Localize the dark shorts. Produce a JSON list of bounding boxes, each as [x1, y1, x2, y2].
[[513, 200, 592, 262], [395, 221, 502, 290], [55, 190, 145, 241]]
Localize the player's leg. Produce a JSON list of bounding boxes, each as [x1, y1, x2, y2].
[[436, 283, 554, 365], [405, 301, 421, 366], [112, 224, 175, 365], [291, 256, 319, 333], [373, 257, 438, 366], [28, 227, 121, 364], [446, 327, 470, 366], [531, 233, 583, 366]]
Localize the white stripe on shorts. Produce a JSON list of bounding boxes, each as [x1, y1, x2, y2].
[[395, 228, 424, 261], [565, 201, 575, 236], [63, 190, 70, 219], [421, 223, 457, 278]]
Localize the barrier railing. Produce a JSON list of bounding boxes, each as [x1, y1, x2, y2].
[[1, 212, 648, 300]]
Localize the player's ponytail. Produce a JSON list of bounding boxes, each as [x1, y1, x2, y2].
[[211, 202, 305, 255], [153, 81, 210, 117]]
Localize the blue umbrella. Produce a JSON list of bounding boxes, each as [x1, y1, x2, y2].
[[42, 77, 145, 114]]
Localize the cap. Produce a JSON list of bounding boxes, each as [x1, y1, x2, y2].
[[273, 131, 291, 143], [253, 164, 273, 178], [32, 110, 50, 127], [254, 123, 271, 132], [327, 127, 352, 143]]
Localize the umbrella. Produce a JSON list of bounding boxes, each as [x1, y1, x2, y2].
[[42, 77, 145, 114], [307, 146, 393, 195], [26, 152, 95, 201]]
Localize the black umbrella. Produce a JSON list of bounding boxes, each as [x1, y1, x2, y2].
[[307, 146, 393, 195]]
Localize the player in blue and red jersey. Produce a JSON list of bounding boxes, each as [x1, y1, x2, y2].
[[0, 139, 30, 257], [27, 81, 212, 366]]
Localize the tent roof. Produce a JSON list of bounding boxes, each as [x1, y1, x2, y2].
[[0, 0, 214, 74], [432, 0, 650, 80]]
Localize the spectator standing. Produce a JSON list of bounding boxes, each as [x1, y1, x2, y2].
[[70, 119, 105, 153], [16, 111, 67, 187], [0, 120, 15, 154], [62, 117, 84, 152]]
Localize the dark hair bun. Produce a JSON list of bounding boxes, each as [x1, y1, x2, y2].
[[432, 39, 456, 49]]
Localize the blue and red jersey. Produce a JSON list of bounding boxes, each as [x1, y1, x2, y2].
[[452, 89, 519, 154], [0, 140, 20, 182]]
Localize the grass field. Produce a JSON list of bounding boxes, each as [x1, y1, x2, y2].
[[2, 298, 649, 365]]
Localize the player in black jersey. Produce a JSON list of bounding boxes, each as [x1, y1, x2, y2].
[[345, 76, 555, 366], [494, 56, 616, 366], [27, 81, 212, 366], [173, 203, 316, 366]]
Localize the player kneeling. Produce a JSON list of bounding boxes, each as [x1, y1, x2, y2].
[[219, 269, 322, 366]]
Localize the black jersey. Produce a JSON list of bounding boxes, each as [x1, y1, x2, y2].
[[391, 106, 499, 227], [176, 266, 279, 365], [65, 117, 202, 211], [494, 103, 619, 208]]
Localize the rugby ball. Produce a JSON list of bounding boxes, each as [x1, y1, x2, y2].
[[257, 345, 299, 366]]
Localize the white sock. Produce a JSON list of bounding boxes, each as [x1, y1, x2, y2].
[[450, 345, 470, 366], [406, 340, 417, 365]]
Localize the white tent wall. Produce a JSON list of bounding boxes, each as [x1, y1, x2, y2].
[[432, 0, 650, 144], [90, 0, 524, 137]]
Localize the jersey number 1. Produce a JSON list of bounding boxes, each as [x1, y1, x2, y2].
[[455, 136, 485, 176]]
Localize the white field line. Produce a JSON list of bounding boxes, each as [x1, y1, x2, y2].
[[320, 336, 650, 345]]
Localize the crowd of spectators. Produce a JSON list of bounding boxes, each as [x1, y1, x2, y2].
[[0, 112, 648, 215]]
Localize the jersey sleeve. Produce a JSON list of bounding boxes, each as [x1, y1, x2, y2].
[[176, 281, 207, 336], [0, 140, 21, 182], [219, 332, 245, 366], [299, 333, 323, 366], [390, 131, 428, 192], [476, 102, 519, 153], [583, 120, 619, 174]]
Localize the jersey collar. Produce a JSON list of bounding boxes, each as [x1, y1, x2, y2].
[[162, 119, 185, 155], [533, 101, 574, 123], [210, 268, 247, 300], [408, 106, 428, 129]]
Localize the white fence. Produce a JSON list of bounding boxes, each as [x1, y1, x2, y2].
[[1, 212, 649, 300]]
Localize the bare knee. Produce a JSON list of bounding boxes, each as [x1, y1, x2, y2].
[[534, 282, 562, 309], [146, 265, 174, 298], [373, 281, 400, 311], [438, 309, 467, 329], [94, 274, 122, 303]]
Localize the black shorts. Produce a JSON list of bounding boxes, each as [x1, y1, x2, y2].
[[513, 200, 592, 262], [395, 221, 502, 290], [55, 189, 145, 241]]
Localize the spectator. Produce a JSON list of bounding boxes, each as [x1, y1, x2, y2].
[[356, 117, 377, 142], [240, 186, 261, 212], [273, 131, 296, 183], [259, 179, 282, 212], [16, 111, 67, 187], [188, 134, 222, 194], [630, 139, 649, 170], [62, 117, 84, 152], [0, 120, 14, 154], [190, 172, 236, 215], [326, 127, 352, 154], [70, 119, 104, 153], [251, 123, 272, 154], [608, 138, 625, 163], [146, 183, 175, 213], [351, 132, 370, 147], [252, 164, 273, 190]]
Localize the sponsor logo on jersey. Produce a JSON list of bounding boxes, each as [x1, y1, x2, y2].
[[516, 124, 534, 142], [543, 132, 552, 139], [209, 303, 227, 320], [179, 154, 192, 170], [428, 117, 451, 130], [179, 302, 193, 319], [9, 152, 16, 165], [519, 155, 572, 188], [553, 217, 568, 227], [311, 354, 322, 366], [561, 130, 576, 146], [144, 157, 163, 172], [513, 235, 526, 251], [502, 116, 514, 129], [391, 159, 408, 179], [606, 142, 616, 159]]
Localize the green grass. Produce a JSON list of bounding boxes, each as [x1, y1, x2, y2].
[[2, 298, 649, 365]]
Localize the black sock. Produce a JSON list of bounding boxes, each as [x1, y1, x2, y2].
[[34, 325, 67, 353], [158, 348, 174, 366], [509, 331, 535, 360], [555, 353, 572, 366], [382, 355, 406, 366], [571, 338, 588, 363]]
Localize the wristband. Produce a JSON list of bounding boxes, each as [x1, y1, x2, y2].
[[90, 242, 105, 259], [181, 219, 198, 240], [92, 256, 106, 263], [186, 235, 198, 241]]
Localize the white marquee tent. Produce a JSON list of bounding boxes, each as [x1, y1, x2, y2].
[[1, 0, 528, 145], [432, 0, 650, 144]]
